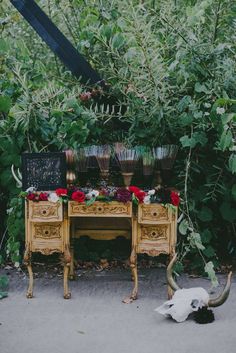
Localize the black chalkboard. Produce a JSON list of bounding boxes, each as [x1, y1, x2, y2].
[[22, 152, 66, 191]]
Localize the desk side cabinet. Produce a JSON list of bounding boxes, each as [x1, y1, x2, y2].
[[129, 204, 177, 300], [24, 200, 71, 299]]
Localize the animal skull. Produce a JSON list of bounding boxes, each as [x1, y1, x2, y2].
[[155, 254, 232, 322], [155, 287, 209, 322]]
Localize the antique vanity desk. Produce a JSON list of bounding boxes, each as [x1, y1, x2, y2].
[[24, 199, 177, 300], [21, 150, 178, 300]]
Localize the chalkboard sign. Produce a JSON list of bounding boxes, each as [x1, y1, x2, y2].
[[22, 152, 66, 191]]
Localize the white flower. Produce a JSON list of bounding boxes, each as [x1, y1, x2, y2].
[[216, 107, 225, 115], [26, 186, 36, 193], [7, 207, 13, 215], [204, 103, 211, 108], [86, 190, 99, 199], [204, 112, 210, 116], [144, 195, 151, 204], [148, 189, 156, 196], [48, 192, 59, 203]]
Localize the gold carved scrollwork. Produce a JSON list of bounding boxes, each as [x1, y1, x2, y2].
[[70, 202, 131, 216], [138, 248, 169, 257], [141, 225, 168, 240], [34, 248, 62, 255], [34, 224, 62, 240], [31, 203, 60, 219], [142, 206, 168, 221]]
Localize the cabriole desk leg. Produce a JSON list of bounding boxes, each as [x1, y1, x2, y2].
[[24, 245, 33, 299], [63, 245, 71, 299], [123, 247, 138, 304], [130, 247, 138, 300], [69, 219, 76, 280]]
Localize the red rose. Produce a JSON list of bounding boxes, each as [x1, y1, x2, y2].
[[129, 186, 141, 195], [27, 193, 36, 201], [135, 190, 146, 203], [170, 192, 180, 206], [71, 191, 85, 203], [56, 188, 68, 196], [39, 192, 48, 201]]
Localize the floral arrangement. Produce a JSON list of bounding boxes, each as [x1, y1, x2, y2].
[[20, 186, 180, 207]]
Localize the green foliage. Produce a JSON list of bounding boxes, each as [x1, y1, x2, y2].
[[0, 274, 8, 299], [0, 0, 235, 281]]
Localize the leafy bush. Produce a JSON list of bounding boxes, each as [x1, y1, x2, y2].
[[0, 1, 235, 282]]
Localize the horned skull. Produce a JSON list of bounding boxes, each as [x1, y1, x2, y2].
[[155, 254, 232, 322]]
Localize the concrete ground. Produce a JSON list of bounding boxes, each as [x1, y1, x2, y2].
[[0, 266, 235, 353]]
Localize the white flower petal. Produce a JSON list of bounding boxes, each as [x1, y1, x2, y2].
[[48, 192, 59, 203]]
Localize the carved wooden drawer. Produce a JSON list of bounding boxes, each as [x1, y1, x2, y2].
[[68, 201, 132, 218], [138, 204, 170, 224], [30, 222, 63, 255], [28, 201, 63, 222], [32, 222, 63, 241], [138, 224, 170, 243], [137, 224, 171, 255]]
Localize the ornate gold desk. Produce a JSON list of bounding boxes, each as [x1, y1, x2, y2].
[[24, 200, 71, 299], [24, 200, 177, 301]]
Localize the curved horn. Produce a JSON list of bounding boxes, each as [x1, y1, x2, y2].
[[17, 168, 22, 179], [11, 165, 22, 188], [208, 271, 232, 307], [167, 254, 181, 291]]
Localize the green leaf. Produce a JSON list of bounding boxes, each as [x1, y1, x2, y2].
[[194, 82, 209, 94], [86, 197, 96, 206], [192, 131, 208, 146], [221, 113, 236, 125], [179, 219, 189, 235], [112, 33, 125, 49], [179, 113, 193, 127], [218, 130, 233, 151], [180, 135, 196, 148], [220, 202, 236, 222], [197, 206, 213, 222], [228, 154, 236, 174], [188, 232, 205, 250], [0, 275, 9, 290], [0, 39, 10, 53], [232, 185, 236, 201], [201, 229, 212, 244], [204, 262, 218, 287], [0, 95, 11, 113], [177, 96, 192, 112], [203, 245, 216, 258]]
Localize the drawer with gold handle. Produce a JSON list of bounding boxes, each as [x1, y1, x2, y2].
[[138, 204, 170, 224], [28, 201, 63, 222]]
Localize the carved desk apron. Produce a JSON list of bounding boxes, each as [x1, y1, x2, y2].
[[24, 200, 71, 299], [68, 201, 133, 279]]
